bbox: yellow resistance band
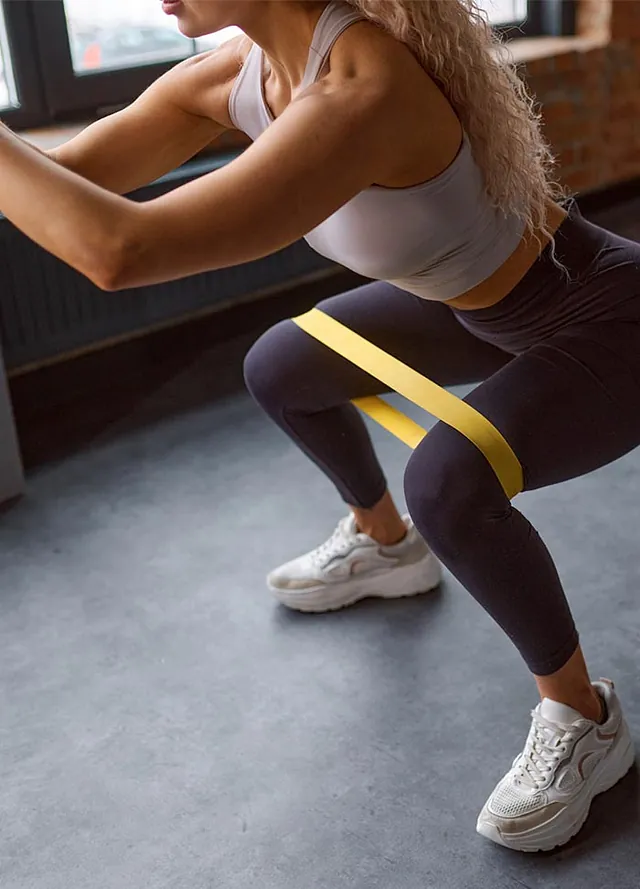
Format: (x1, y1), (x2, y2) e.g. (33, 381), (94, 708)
(293, 308), (523, 500)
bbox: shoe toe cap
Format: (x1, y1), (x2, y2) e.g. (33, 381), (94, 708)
(267, 563), (321, 591)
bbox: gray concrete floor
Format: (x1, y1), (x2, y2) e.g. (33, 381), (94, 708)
(1, 204), (640, 888)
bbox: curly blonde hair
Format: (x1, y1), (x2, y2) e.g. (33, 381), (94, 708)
(345, 0), (567, 238)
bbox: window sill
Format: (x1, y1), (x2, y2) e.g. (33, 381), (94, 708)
(507, 33), (608, 65)
(21, 122), (90, 152)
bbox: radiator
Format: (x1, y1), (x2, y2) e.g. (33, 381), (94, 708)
(0, 155), (334, 373)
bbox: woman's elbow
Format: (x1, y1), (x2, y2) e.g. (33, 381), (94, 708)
(89, 227), (146, 292)
(91, 258), (131, 292)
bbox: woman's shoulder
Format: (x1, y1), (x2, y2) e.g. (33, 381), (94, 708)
(169, 34), (253, 127)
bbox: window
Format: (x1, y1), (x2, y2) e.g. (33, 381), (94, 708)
(3, 0), (573, 130)
(480, 0), (528, 26)
(0, 1), (17, 110)
(485, 0), (577, 38)
(63, 0), (238, 74)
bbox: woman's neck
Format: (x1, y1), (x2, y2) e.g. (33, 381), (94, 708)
(240, 1), (329, 91)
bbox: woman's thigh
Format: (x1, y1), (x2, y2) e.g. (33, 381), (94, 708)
(317, 281), (512, 389)
(457, 320), (640, 491)
(245, 280), (513, 412)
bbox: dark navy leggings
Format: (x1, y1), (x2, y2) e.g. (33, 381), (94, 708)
(244, 213), (640, 675)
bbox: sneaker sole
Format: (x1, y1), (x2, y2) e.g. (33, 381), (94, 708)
(476, 722), (636, 853)
(269, 554), (442, 613)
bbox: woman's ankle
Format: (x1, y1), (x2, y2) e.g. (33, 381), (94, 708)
(566, 687), (605, 723)
(534, 646), (605, 724)
(352, 492), (407, 546)
(360, 523), (407, 546)
(538, 683), (603, 723)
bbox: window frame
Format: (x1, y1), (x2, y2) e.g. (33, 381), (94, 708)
(4, 0), (576, 129)
(1, 0), (47, 128)
(496, 0), (576, 40)
(28, 0), (197, 120)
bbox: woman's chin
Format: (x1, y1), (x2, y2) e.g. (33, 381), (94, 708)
(174, 21), (201, 39)
(176, 20), (213, 40)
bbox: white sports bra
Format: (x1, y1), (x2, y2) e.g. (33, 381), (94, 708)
(228, 1), (525, 301)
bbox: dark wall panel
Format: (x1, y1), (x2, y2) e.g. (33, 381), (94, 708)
(0, 222), (331, 372)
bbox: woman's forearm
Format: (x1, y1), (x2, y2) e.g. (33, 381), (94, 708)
(0, 123), (139, 289)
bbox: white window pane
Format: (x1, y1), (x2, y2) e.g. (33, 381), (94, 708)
(478, 0), (528, 24)
(64, 0), (193, 73)
(64, 0), (240, 74)
(0, 1), (18, 109)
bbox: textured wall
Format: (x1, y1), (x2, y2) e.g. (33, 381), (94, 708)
(521, 0), (640, 193)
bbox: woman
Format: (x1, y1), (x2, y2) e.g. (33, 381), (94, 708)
(1, 0), (637, 853)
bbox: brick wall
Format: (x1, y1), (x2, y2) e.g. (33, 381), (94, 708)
(519, 0), (640, 194)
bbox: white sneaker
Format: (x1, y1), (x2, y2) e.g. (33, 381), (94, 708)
(267, 513), (441, 612)
(477, 679), (636, 852)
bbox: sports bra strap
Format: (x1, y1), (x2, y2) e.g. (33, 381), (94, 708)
(301, 1), (366, 88)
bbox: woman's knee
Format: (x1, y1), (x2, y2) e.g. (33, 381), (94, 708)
(403, 423), (508, 555)
(243, 320), (305, 413)
(244, 317), (348, 418)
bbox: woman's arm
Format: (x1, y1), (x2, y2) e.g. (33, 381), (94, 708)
(48, 40), (244, 193)
(0, 126), (150, 287)
(0, 74), (393, 291)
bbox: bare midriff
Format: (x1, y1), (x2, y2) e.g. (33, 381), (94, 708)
(445, 202), (568, 311)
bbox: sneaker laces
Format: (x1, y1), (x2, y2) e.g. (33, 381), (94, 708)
(309, 516), (360, 568)
(514, 711), (577, 790)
